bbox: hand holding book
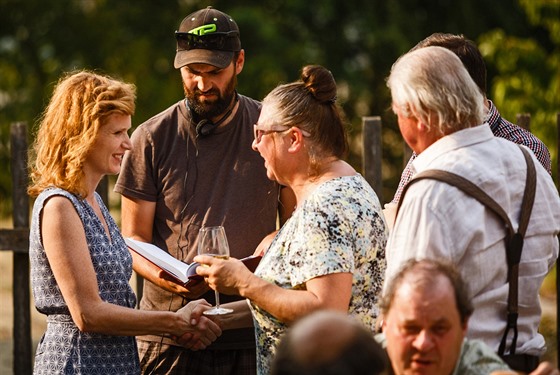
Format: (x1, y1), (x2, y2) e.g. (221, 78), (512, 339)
(157, 268), (209, 298)
(125, 237), (261, 289)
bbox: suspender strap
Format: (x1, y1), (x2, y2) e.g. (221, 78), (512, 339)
(496, 147), (536, 356)
(395, 146), (537, 356)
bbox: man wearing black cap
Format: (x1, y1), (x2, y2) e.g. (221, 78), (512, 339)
(115, 6), (292, 374)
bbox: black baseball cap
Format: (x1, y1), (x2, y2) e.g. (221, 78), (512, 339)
(174, 6), (241, 69)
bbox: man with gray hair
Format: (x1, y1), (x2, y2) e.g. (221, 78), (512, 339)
(387, 33), (551, 208)
(384, 46), (560, 372)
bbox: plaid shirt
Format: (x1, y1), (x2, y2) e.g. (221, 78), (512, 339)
(391, 100), (552, 203)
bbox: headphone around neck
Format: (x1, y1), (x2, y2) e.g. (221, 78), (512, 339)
(195, 118), (219, 138)
(189, 93), (239, 137)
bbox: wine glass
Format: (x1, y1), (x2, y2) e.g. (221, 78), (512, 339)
(197, 226), (234, 315)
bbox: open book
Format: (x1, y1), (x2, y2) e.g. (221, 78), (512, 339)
(125, 237), (261, 288)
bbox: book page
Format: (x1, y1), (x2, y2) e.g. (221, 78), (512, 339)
(125, 238), (191, 283)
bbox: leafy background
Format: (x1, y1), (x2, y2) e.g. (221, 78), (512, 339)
(1, 0), (558, 212)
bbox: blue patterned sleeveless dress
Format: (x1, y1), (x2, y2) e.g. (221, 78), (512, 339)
(30, 188), (140, 374)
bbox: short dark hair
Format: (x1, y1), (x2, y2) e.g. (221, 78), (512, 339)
(411, 33), (487, 95)
(380, 258), (474, 325)
(271, 311), (388, 375)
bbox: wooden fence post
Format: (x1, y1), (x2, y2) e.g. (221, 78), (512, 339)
(11, 122), (32, 375)
(362, 116), (383, 203)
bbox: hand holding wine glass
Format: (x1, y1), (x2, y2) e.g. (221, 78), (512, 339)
(197, 226), (234, 315)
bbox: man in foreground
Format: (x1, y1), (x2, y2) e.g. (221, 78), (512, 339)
(271, 310), (388, 375)
(381, 258), (558, 375)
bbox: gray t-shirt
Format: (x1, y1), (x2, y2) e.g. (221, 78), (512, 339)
(115, 95), (281, 348)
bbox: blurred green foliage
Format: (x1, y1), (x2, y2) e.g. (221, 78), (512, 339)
(0, 0), (558, 216)
(480, 0), (560, 183)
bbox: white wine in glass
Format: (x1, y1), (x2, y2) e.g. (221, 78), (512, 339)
(197, 226), (234, 315)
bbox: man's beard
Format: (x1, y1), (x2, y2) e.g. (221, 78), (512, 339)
(184, 72), (237, 120)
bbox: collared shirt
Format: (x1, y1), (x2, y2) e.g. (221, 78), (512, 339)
(452, 339), (511, 375)
(391, 101), (552, 203)
(386, 124), (560, 356)
(375, 335), (510, 375)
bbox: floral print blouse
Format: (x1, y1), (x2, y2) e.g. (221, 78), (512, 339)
(250, 174), (387, 374)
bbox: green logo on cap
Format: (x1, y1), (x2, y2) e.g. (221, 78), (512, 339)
(188, 24), (217, 35)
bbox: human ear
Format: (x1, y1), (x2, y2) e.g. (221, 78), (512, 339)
(287, 128), (305, 153)
(235, 50), (245, 74)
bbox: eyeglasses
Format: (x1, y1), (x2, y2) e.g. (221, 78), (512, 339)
(253, 124), (311, 143)
(175, 31), (240, 51)
(253, 124), (290, 143)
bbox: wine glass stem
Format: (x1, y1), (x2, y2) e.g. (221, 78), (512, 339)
(215, 291), (221, 309)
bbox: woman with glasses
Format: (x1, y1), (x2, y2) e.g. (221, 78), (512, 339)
(194, 65), (388, 375)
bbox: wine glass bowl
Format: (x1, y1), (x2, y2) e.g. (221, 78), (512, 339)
(197, 226), (233, 315)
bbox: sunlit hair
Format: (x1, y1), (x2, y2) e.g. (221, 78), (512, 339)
(411, 33), (487, 95)
(387, 46), (484, 136)
(262, 65), (348, 177)
(380, 258), (474, 325)
(28, 70), (136, 198)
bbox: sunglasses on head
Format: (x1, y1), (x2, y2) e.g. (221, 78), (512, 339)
(175, 31), (239, 51)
